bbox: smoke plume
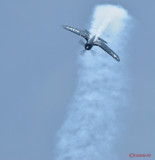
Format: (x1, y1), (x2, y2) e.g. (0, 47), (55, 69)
(55, 4), (132, 160)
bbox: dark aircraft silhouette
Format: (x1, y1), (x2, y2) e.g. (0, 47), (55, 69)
(62, 25), (120, 62)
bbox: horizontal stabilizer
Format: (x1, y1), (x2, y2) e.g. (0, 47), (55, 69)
(97, 37), (107, 44)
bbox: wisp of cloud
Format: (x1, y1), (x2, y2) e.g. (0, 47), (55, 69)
(55, 4), (132, 160)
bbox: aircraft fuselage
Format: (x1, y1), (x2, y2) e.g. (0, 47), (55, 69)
(85, 36), (95, 50)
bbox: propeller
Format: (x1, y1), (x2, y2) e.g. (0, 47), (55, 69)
(78, 39), (86, 55)
(78, 39), (96, 55)
(90, 50), (96, 55)
(80, 49), (86, 55)
(78, 39), (85, 46)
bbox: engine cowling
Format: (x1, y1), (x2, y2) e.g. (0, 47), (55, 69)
(85, 43), (93, 50)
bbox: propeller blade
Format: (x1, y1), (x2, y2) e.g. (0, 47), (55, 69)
(80, 49), (86, 55)
(90, 50), (96, 55)
(79, 39), (85, 46)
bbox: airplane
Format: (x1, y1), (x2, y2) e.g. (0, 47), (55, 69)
(62, 25), (120, 62)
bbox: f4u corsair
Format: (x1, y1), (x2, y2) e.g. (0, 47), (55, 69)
(63, 25), (120, 62)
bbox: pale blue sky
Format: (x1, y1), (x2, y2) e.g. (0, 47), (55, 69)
(0, 0), (155, 160)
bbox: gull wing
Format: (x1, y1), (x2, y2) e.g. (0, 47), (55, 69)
(94, 40), (120, 62)
(62, 25), (90, 41)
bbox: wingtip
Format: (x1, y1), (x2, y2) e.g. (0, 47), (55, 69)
(114, 55), (120, 62)
(117, 57), (120, 62)
(62, 25), (66, 29)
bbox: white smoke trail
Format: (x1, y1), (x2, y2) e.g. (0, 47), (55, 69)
(90, 5), (129, 40)
(55, 5), (132, 160)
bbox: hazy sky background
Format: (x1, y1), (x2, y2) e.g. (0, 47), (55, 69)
(0, 0), (155, 160)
